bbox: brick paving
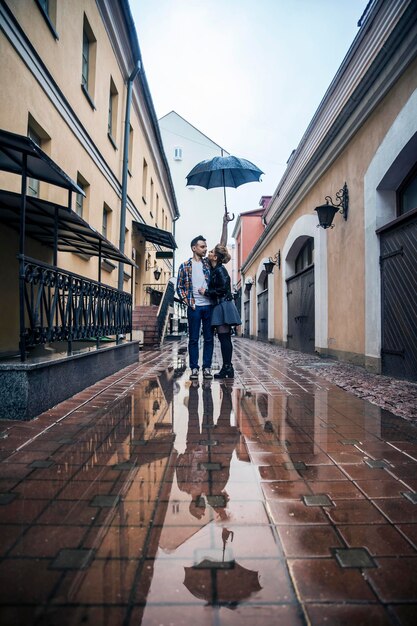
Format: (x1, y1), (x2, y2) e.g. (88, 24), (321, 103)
(0, 337), (416, 625)
(250, 342), (417, 421)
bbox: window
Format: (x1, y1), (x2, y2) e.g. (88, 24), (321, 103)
(35, 0), (58, 38)
(174, 146), (183, 160)
(82, 30), (89, 89)
(150, 179), (154, 216)
(81, 15), (96, 106)
(75, 173), (89, 218)
(102, 203), (112, 239)
(142, 159), (148, 202)
(155, 193), (159, 225)
(27, 126), (41, 197)
(107, 77), (118, 145)
(398, 165), (417, 216)
(75, 185), (84, 216)
(295, 238), (314, 274)
(27, 116), (51, 197)
(128, 124), (133, 174)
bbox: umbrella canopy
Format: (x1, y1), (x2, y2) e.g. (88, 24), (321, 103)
(183, 559), (262, 608)
(186, 155), (264, 216)
(186, 156), (263, 190)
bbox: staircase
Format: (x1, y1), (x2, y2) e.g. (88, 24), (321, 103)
(132, 305), (159, 347)
(133, 280), (176, 348)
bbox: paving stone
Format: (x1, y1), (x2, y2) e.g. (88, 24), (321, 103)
(340, 439), (359, 445)
(284, 461), (307, 470)
(90, 495), (120, 508)
(334, 548), (376, 568)
(0, 493), (18, 505)
(50, 548), (94, 570)
(364, 459), (390, 469)
(29, 460), (55, 468)
(303, 494), (333, 507)
(199, 462), (221, 471)
(402, 491), (417, 504)
(198, 440), (218, 446)
(112, 461), (137, 470)
(193, 548), (234, 568)
(206, 494), (227, 508)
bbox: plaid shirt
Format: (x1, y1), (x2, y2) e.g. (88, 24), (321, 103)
(176, 257), (211, 308)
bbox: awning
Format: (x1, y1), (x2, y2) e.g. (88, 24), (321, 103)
(0, 129), (84, 195)
(0, 190), (134, 265)
(133, 221), (177, 249)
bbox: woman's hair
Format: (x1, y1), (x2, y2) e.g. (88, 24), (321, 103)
(214, 244), (231, 264)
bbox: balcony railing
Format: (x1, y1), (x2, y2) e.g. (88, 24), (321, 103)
(19, 256), (132, 356)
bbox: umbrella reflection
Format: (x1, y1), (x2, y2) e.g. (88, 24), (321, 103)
(183, 558), (261, 608)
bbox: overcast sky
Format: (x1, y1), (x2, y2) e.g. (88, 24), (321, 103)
(132, 0), (368, 221)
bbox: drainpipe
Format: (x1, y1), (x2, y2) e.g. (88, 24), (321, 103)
(172, 215), (179, 276)
(118, 61), (141, 292)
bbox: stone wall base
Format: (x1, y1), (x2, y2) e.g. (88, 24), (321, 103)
(0, 341), (140, 421)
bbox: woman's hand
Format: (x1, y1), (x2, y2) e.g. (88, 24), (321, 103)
(198, 287), (206, 295)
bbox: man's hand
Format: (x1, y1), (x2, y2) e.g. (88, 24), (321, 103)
(223, 211), (234, 223)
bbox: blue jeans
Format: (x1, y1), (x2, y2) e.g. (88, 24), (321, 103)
(187, 305), (213, 370)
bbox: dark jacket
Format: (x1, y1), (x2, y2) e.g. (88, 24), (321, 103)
(206, 264), (232, 305)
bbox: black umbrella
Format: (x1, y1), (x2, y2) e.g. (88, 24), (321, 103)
(183, 559), (262, 608)
(186, 155), (264, 217)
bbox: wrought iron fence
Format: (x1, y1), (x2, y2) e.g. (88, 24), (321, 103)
(20, 256), (132, 352)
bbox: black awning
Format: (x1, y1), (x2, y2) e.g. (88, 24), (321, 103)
(0, 190), (134, 265)
(0, 129), (84, 195)
(133, 221), (177, 249)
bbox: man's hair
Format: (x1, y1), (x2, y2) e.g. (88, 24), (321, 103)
(190, 235), (206, 248)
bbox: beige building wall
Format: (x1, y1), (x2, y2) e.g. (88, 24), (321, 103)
(0, 0), (178, 353)
(243, 50), (417, 367)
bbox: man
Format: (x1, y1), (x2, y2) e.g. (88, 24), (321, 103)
(176, 213), (231, 380)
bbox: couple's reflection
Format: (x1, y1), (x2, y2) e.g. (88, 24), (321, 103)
(176, 382), (239, 520)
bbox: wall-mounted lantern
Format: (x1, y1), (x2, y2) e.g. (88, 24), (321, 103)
(153, 267), (161, 281)
(263, 251), (281, 274)
(244, 277), (253, 292)
(314, 182), (349, 229)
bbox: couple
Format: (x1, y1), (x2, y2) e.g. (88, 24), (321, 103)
(176, 213), (241, 380)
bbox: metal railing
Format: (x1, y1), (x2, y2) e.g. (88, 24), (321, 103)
(156, 279), (175, 341)
(19, 256), (132, 357)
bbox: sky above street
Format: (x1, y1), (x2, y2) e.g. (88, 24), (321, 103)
(132, 0), (368, 221)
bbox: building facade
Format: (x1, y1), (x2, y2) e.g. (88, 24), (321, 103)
(241, 0), (417, 380)
(158, 111), (229, 271)
(0, 0), (179, 417)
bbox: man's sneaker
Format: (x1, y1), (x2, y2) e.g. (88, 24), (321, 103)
(189, 368), (199, 380)
(203, 368), (213, 379)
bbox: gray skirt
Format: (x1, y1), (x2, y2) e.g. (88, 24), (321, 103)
(211, 299), (242, 327)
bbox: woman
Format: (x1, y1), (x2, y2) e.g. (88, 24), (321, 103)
(199, 244), (241, 379)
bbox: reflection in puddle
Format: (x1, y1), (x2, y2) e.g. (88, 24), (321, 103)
(1, 343), (417, 624)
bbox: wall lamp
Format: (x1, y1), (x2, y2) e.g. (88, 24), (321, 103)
(264, 251), (281, 274)
(153, 267), (161, 281)
(315, 182), (349, 229)
(244, 277), (253, 292)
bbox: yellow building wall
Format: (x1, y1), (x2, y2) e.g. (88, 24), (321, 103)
(245, 56), (417, 363)
(0, 0), (176, 354)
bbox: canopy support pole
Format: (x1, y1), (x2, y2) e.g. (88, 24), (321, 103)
(19, 153), (28, 362)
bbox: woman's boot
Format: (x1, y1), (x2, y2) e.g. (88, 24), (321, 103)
(214, 364), (234, 379)
(214, 366), (228, 379)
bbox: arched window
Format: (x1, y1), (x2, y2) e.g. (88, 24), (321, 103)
(295, 238), (314, 274)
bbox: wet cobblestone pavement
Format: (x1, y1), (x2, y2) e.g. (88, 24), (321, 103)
(0, 338), (416, 625)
